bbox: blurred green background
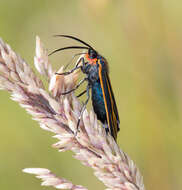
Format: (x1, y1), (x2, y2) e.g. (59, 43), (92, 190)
(0, 0), (182, 190)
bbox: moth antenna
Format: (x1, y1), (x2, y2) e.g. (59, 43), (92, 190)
(53, 35), (95, 50)
(48, 46), (89, 56)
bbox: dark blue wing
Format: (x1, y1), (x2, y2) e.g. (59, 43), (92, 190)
(98, 61), (120, 140)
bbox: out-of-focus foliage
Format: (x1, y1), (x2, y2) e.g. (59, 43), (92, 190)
(0, 0), (182, 190)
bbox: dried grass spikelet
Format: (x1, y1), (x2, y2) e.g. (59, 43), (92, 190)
(0, 36), (145, 190)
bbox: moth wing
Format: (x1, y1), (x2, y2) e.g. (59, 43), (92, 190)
(99, 66), (120, 140)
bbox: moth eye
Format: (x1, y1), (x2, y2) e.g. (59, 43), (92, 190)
(91, 51), (97, 58)
(88, 49), (97, 59)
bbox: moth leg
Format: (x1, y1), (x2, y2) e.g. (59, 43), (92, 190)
(76, 89), (87, 98)
(55, 65), (82, 76)
(75, 56), (85, 68)
(103, 123), (109, 133)
(61, 78), (87, 95)
(75, 85), (90, 135)
(55, 57), (85, 75)
(65, 53), (86, 70)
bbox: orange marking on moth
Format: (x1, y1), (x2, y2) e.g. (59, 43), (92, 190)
(85, 53), (97, 65)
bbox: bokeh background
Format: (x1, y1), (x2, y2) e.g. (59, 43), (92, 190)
(0, 0), (182, 190)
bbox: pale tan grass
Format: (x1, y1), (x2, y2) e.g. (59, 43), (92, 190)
(0, 36), (145, 190)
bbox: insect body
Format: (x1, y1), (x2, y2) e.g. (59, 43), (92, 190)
(50, 35), (120, 140)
